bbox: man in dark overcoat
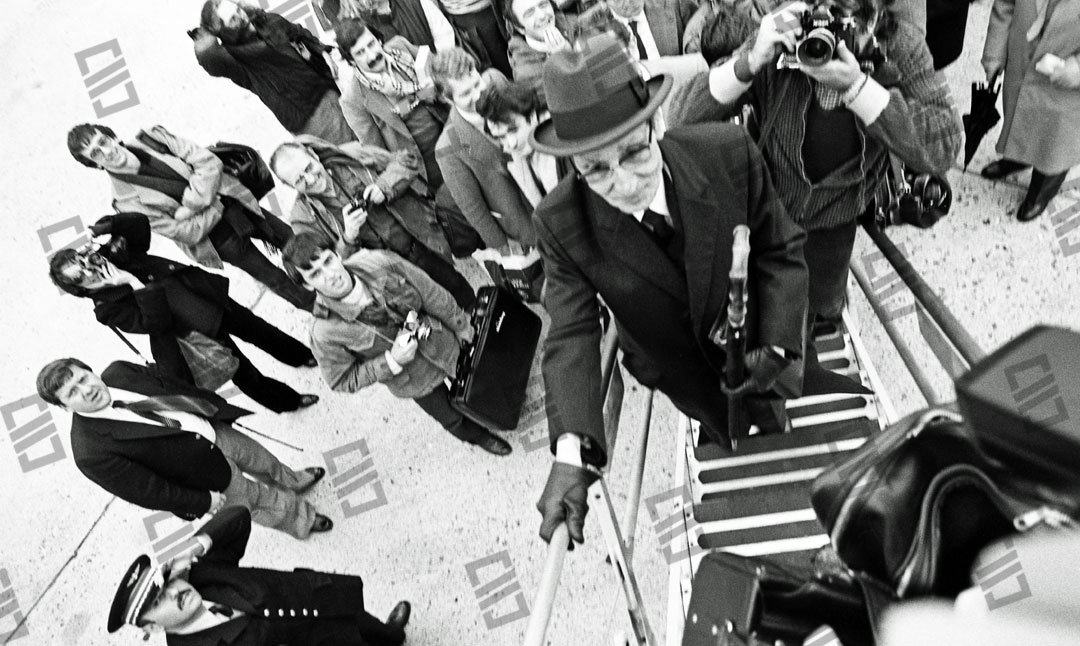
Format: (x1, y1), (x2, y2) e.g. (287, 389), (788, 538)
(106, 506), (410, 644)
(530, 33), (809, 546)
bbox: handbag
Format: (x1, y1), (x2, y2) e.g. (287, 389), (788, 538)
(207, 142), (276, 200)
(176, 331), (240, 391)
(811, 407), (1079, 599)
(681, 551), (896, 646)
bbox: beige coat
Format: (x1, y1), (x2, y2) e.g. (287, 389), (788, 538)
(109, 125), (264, 269)
(982, 0), (1080, 172)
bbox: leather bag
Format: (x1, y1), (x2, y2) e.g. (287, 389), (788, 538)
(811, 407), (1079, 599)
(207, 142), (276, 200)
(176, 331), (240, 391)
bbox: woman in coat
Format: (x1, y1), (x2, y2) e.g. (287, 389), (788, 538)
(980, 0), (1080, 221)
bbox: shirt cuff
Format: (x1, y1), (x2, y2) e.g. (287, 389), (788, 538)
(384, 351), (404, 375)
(846, 76), (890, 125)
(415, 46), (433, 87)
(193, 533), (213, 556)
(555, 433), (583, 467)
(709, 61), (752, 105)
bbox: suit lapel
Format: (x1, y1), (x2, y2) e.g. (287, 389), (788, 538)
(366, 87), (414, 141)
(587, 186), (686, 299)
(644, 0), (677, 56)
(73, 414), (189, 441)
(450, 110), (512, 180)
(660, 138), (735, 339)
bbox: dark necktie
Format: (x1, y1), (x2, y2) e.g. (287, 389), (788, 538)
(527, 156), (548, 198)
(209, 603), (234, 618)
(641, 210), (674, 246)
(628, 20), (649, 60)
(112, 395), (218, 428)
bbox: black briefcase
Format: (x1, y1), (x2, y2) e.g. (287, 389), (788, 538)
(450, 286), (543, 430)
(955, 325), (1080, 486)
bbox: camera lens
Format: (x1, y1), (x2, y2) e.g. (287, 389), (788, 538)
(797, 28), (835, 67)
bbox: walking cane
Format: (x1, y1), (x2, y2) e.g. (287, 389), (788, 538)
(722, 225), (751, 451)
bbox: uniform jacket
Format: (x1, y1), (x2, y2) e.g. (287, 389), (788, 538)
(90, 213), (232, 383)
(70, 362), (251, 520)
(290, 137), (454, 262)
(435, 72), (537, 250)
(535, 124), (807, 465)
(310, 249), (471, 399)
(166, 507), (373, 646)
(982, 0), (1080, 172)
(109, 125), (265, 269)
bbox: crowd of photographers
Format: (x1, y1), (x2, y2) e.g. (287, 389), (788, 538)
(27, 0), (1080, 642)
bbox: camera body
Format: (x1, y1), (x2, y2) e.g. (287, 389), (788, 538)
(778, 2), (858, 69)
(875, 167), (953, 229)
(350, 195), (370, 213)
(403, 311), (432, 342)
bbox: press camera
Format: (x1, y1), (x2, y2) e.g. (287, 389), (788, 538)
(778, 2), (858, 69)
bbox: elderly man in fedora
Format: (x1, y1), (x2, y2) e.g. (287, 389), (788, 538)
(531, 32), (809, 547)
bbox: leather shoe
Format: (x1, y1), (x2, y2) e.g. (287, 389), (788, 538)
(980, 158), (1030, 180)
(1017, 170), (1067, 222)
(296, 394), (320, 409)
(386, 601), (411, 631)
(475, 432), (512, 456)
(296, 467), (326, 493)
(310, 513), (334, 533)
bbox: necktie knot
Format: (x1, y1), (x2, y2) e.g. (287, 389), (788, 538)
(641, 210), (674, 246)
(209, 603), (234, 618)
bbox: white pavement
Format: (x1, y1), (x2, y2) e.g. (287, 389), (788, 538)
(0, 1), (1077, 645)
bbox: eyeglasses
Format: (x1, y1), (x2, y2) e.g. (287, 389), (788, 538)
(82, 133), (120, 163)
(573, 125), (655, 185)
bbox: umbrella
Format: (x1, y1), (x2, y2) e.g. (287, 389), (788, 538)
(962, 79), (1001, 170)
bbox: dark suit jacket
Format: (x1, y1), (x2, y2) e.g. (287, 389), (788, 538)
(92, 213), (233, 383)
(70, 362), (251, 520)
(167, 507), (371, 646)
(534, 124), (807, 465)
(435, 77), (538, 250)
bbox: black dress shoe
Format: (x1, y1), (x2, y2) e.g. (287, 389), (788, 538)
(474, 432), (512, 456)
(296, 467), (326, 493)
(310, 513), (334, 533)
(1017, 169), (1067, 222)
(386, 600), (411, 630)
(981, 158), (1030, 180)
(296, 394), (320, 409)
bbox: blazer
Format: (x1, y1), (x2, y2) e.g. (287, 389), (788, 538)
(535, 124), (807, 465)
(109, 126), (265, 269)
(644, 0), (700, 57)
(435, 82), (537, 250)
(70, 362), (252, 520)
(166, 507), (372, 646)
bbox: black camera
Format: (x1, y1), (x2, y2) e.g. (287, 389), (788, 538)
(349, 195), (370, 212)
(403, 311), (432, 342)
(875, 167), (953, 229)
(778, 2), (858, 69)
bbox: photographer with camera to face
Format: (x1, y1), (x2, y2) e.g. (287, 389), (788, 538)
(706, 0), (961, 370)
(281, 232), (513, 456)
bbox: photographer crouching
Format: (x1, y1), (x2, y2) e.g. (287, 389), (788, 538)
(706, 0), (961, 381)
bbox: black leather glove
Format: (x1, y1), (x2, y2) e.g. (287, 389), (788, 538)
(89, 215), (114, 237)
(537, 461), (600, 549)
(721, 346), (791, 396)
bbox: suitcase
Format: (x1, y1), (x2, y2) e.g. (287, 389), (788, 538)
(954, 325), (1080, 486)
(450, 286), (543, 429)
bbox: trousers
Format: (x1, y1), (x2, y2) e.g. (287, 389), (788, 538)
(215, 425), (319, 539)
(413, 384), (489, 443)
(210, 218), (316, 311)
(218, 301), (314, 412)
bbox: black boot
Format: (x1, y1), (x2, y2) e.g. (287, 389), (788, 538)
(1017, 169), (1067, 222)
(981, 158), (1030, 180)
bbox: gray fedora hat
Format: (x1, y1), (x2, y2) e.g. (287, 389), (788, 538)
(530, 31), (672, 156)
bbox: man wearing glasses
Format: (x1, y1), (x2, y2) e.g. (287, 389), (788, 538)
(530, 33), (808, 547)
(107, 506), (411, 644)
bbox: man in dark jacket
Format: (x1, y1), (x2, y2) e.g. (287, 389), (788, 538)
(529, 33), (808, 547)
(48, 213), (319, 414)
(193, 0), (357, 145)
(270, 136), (479, 309)
(35, 360), (333, 537)
(106, 506), (410, 644)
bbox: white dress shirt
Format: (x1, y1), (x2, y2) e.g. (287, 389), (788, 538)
(613, 11), (661, 61)
(418, 0), (457, 51)
(83, 388), (217, 443)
